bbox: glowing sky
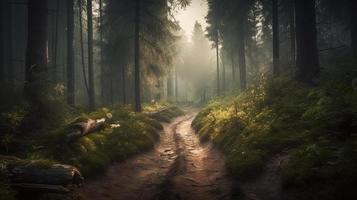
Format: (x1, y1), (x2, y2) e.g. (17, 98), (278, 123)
(174, 0), (208, 41)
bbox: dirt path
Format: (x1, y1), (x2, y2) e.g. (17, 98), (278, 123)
(77, 108), (235, 200)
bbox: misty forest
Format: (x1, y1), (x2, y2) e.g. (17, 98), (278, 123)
(0, 0), (357, 199)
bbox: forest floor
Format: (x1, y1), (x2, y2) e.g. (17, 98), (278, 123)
(76, 108), (240, 200)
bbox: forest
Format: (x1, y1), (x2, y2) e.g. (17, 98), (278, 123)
(0, 0), (357, 199)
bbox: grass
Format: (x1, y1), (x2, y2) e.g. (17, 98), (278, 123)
(39, 104), (183, 177)
(0, 99), (183, 197)
(192, 69), (357, 199)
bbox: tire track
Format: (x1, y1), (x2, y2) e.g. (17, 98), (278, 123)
(78, 108), (235, 200)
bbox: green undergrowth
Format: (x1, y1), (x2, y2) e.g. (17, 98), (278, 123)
(144, 102), (184, 122)
(0, 99), (183, 196)
(39, 104), (183, 177)
(192, 69), (357, 199)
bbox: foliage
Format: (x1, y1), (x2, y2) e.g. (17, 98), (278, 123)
(193, 69), (357, 198)
(0, 178), (16, 200)
(35, 104), (182, 176)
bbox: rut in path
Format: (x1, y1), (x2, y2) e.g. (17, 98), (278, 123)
(77, 109), (236, 200)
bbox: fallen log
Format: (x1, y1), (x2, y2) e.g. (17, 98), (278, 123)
(1, 156), (83, 194)
(66, 113), (118, 143)
(8, 163), (83, 186)
(12, 183), (70, 194)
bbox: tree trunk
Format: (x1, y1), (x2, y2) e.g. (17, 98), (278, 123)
(272, 0), (280, 76)
(231, 51), (236, 83)
(237, 4), (247, 91)
(216, 29), (220, 95)
(87, 0), (95, 109)
(289, 0), (296, 66)
(175, 66), (178, 102)
(66, 117), (109, 142)
(99, 0), (104, 103)
(237, 38), (246, 91)
(66, 0), (75, 106)
(167, 69), (173, 100)
(0, 1), (4, 83)
(222, 55), (226, 92)
(237, 22), (247, 91)
(121, 64), (126, 104)
(1, 156), (83, 188)
(52, 0), (60, 83)
(294, 0), (319, 84)
(7, 1), (13, 88)
(78, 0), (90, 99)
(25, 0), (48, 99)
(134, 0), (141, 112)
(350, 0), (357, 61)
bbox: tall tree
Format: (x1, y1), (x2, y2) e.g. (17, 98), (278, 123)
(134, 0), (141, 112)
(121, 63), (126, 104)
(67, 0), (75, 105)
(272, 0), (280, 76)
(167, 69), (173, 100)
(215, 29), (220, 95)
(0, 1), (4, 83)
(99, 0), (104, 102)
(87, 0), (95, 109)
(175, 66), (178, 102)
(237, 2), (248, 91)
(52, 0), (60, 83)
(295, 0), (319, 84)
(7, 1), (13, 88)
(78, 0), (89, 97)
(222, 53), (226, 91)
(231, 51), (236, 83)
(25, 0), (48, 99)
(350, 0), (357, 61)
(289, 0), (296, 65)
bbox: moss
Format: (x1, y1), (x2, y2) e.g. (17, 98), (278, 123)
(226, 148), (267, 180)
(0, 178), (16, 200)
(193, 71), (357, 199)
(31, 104), (176, 177)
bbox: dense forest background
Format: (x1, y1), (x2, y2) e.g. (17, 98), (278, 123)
(0, 0), (357, 199)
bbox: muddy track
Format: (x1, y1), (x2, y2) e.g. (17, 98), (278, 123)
(77, 108), (236, 200)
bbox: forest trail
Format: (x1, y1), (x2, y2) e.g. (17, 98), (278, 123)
(77, 108), (235, 200)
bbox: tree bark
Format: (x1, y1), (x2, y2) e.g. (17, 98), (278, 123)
(231, 51), (236, 83)
(66, 0), (75, 105)
(67, 117), (108, 142)
(237, 37), (246, 91)
(7, 1), (13, 88)
(350, 0), (357, 61)
(272, 0), (280, 76)
(237, 3), (247, 91)
(222, 55), (226, 92)
(289, 0), (296, 66)
(0, 1), (4, 83)
(175, 66), (178, 102)
(216, 29), (220, 95)
(78, 0), (90, 98)
(1, 156), (83, 187)
(294, 0), (319, 84)
(87, 0), (95, 109)
(25, 0), (48, 99)
(99, 0), (104, 103)
(121, 64), (126, 104)
(134, 0), (142, 112)
(52, 0), (60, 83)
(167, 69), (173, 100)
